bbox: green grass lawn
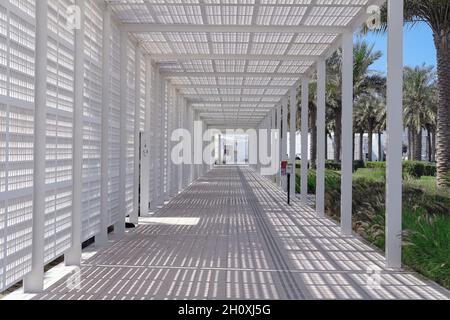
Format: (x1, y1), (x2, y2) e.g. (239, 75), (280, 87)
(408, 176), (438, 192)
(353, 168), (385, 182)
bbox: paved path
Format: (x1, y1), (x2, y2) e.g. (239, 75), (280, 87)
(32, 167), (449, 300)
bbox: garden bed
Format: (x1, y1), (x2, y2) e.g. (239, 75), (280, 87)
(295, 167), (450, 289)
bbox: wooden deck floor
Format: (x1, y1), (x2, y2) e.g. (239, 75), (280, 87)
(29, 167), (450, 300)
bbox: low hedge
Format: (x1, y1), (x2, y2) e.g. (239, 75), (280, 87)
(324, 160), (367, 171)
(365, 161), (436, 178)
(297, 169), (449, 217)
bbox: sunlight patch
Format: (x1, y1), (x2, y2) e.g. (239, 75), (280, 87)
(139, 217), (201, 226)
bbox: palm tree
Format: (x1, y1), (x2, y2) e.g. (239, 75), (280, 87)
(423, 88), (438, 161)
(376, 0), (450, 186)
(376, 101), (387, 161)
(323, 41), (383, 162)
(308, 81), (317, 168)
(354, 92), (385, 161)
(403, 65), (437, 161)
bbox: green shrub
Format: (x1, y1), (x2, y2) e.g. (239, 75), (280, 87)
(353, 168), (386, 182)
(320, 160), (366, 171)
(366, 161), (436, 178)
(296, 166), (450, 289)
(403, 208), (450, 289)
(353, 160), (366, 171)
(366, 162), (386, 169)
(325, 161), (341, 171)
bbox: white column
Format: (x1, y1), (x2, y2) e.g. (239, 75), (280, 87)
(24, 0), (47, 293)
(282, 98), (288, 191)
(316, 59), (326, 217)
(131, 46), (141, 224)
(189, 107), (195, 182)
(277, 104), (282, 185)
(65, 0), (84, 266)
(282, 98), (288, 163)
(386, 0), (404, 269)
(271, 108), (277, 182)
(97, 4), (111, 246)
(193, 111), (201, 180)
(165, 83), (172, 200)
(171, 89), (179, 196)
(341, 31), (354, 236)
(150, 64), (161, 209)
(177, 94), (184, 192)
(289, 85), (297, 199)
(141, 56), (152, 216)
(159, 79), (166, 203)
(116, 30), (127, 236)
(182, 99), (190, 187)
(300, 76), (309, 205)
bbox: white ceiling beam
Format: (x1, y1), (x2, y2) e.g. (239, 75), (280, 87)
(176, 84), (292, 90)
(162, 72), (303, 78)
(190, 101), (277, 106)
(122, 24), (348, 34)
(183, 94), (284, 98)
(150, 53), (319, 62)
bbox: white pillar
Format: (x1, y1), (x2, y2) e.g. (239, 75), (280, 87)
(116, 30), (128, 236)
(182, 99), (190, 187)
(282, 98), (288, 191)
(97, 4), (111, 246)
(131, 46), (141, 224)
(165, 83), (172, 200)
(65, 0), (85, 266)
(289, 85), (297, 199)
(341, 31), (354, 236)
(24, 0), (47, 293)
(193, 111), (201, 180)
(177, 94), (184, 192)
(386, 0), (404, 269)
(190, 105), (194, 183)
(150, 64), (161, 209)
(277, 104), (282, 185)
(282, 98), (288, 163)
(300, 76), (309, 205)
(316, 59), (326, 217)
(141, 56), (152, 216)
(271, 108), (277, 182)
(159, 79), (166, 203)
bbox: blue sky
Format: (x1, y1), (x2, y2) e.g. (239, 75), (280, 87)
(357, 22), (437, 73)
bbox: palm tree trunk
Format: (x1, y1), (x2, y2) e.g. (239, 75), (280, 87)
(413, 129), (422, 161)
(359, 131), (364, 161)
(434, 33), (450, 187)
(427, 126), (432, 162)
(368, 125), (373, 162)
(408, 128), (413, 160)
(432, 129), (436, 162)
(378, 132), (382, 162)
(352, 132), (356, 164)
(310, 107), (317, 169)
(334, 111), (342, 162)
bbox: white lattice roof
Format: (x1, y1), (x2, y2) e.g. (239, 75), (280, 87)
(109, 0), (379, 127)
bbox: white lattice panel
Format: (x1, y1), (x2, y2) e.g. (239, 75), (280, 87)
(81, 0), (102, 241)
(108, 21), (121, 226)
(0, 0), (35, 291)
(125, 39), (135, 217)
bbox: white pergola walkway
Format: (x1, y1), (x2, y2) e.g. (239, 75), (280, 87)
(17, 167), (448, 300)
(0, 0), (411, 296)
